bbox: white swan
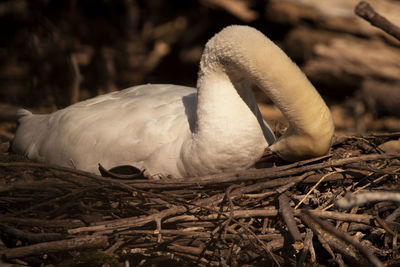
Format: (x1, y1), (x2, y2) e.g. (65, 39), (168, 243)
(12, 25), (334, 178)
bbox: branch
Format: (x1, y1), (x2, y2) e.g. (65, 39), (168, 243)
(303, 211), (383, 267)
(0, 235), (108, 259)
(0, 223), (64, 243)
(279, 194), (302, 242)
(337, 191), (400, 209)
(355, 1), (400, 41)
(201, 0), (258, 22)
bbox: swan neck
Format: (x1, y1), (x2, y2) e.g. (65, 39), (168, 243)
(197, 25), (334, 161)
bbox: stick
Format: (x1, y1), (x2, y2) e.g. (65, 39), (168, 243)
(301, 213), (361, 265)
(337, 191), (400, 209)
(278, 194), (302, 242)
(304, 211), (383, 267)
(68, 205), (187, 234)
(295, 171), (337, 209)
(0, 235), (108, 259)
(201, 0), (258, 22)
(0, 216), (84, 228)
(297, 228), (315, 266)
(355, 1), (400, 41)
(0, 224), (64, 243)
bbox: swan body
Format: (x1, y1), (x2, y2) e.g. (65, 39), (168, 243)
(12, 25), (334, 178)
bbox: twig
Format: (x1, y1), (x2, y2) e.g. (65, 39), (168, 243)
(375, 216), (400, 239)
(68, 205), (187, 234)
(297, 228), (315, 266)
(337, 191), (400, 209)
(345, 163), (400, 175)
(188, 200), (282, 266)
(200, 0), (258, 22)
(278, 194), (302, 242)
(301, 212), (359, 262)
(0, 216), (84, 228)
(104, 240), (124, 255)
(341, 207), (358, 232)
(355, 1), (400, 41)
(167, 244), (206, 256)
(335, 253), (345, 267)
(386, 206), (400, 222)
(323, 167), (399, 211)
(119, 229), (283, 242)
(303, 211), (383, 267)
(72, 208), (375, 231)
(295, 171), (337, 209)
(222, 184), (241, 240)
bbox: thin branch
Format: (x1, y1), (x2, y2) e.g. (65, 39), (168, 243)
(200, 0), (258, 22)
(337, 191), (400, 209)
(278, 194), (302, 242)
(355, 1), (400, 41)
(303, 211), (383, 267)
(295, 171), (337, 209)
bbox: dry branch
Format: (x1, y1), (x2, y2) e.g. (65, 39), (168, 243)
(301, 212), (361, 264)
(0, 216), (84, 228)
(355, 1), (400, 41)
(278, 194), (302, 242)
(337, 191), (400, 209)
(201, 0), (258, 22)
(0, 224), (63, 243)
(0, 235), (108, 259)
(303, 211), (384, 267)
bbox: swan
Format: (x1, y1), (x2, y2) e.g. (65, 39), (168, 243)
(12, 25), (334, 178)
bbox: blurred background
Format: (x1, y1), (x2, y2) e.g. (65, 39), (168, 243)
(0, 0), (399, 135)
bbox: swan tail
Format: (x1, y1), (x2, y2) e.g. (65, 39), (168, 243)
(16, 108), (33, 120)
(12, 109), (42, 159)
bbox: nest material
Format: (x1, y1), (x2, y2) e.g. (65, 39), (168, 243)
(0, 133), (400, 266)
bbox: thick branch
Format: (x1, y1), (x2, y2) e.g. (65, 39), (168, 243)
(0, 235), (108, 259)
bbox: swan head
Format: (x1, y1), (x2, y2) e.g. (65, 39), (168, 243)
(269, 124), (334, 162)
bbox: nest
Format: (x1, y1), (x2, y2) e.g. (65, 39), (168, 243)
(1, 133), (400, 266)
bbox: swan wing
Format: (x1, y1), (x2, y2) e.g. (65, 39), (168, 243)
(13, 84), (196, 175)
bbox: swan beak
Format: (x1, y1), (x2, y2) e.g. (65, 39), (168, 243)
(257, 147), (289, 166)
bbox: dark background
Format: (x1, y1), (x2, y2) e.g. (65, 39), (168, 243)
(0, 0), (272, 107)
